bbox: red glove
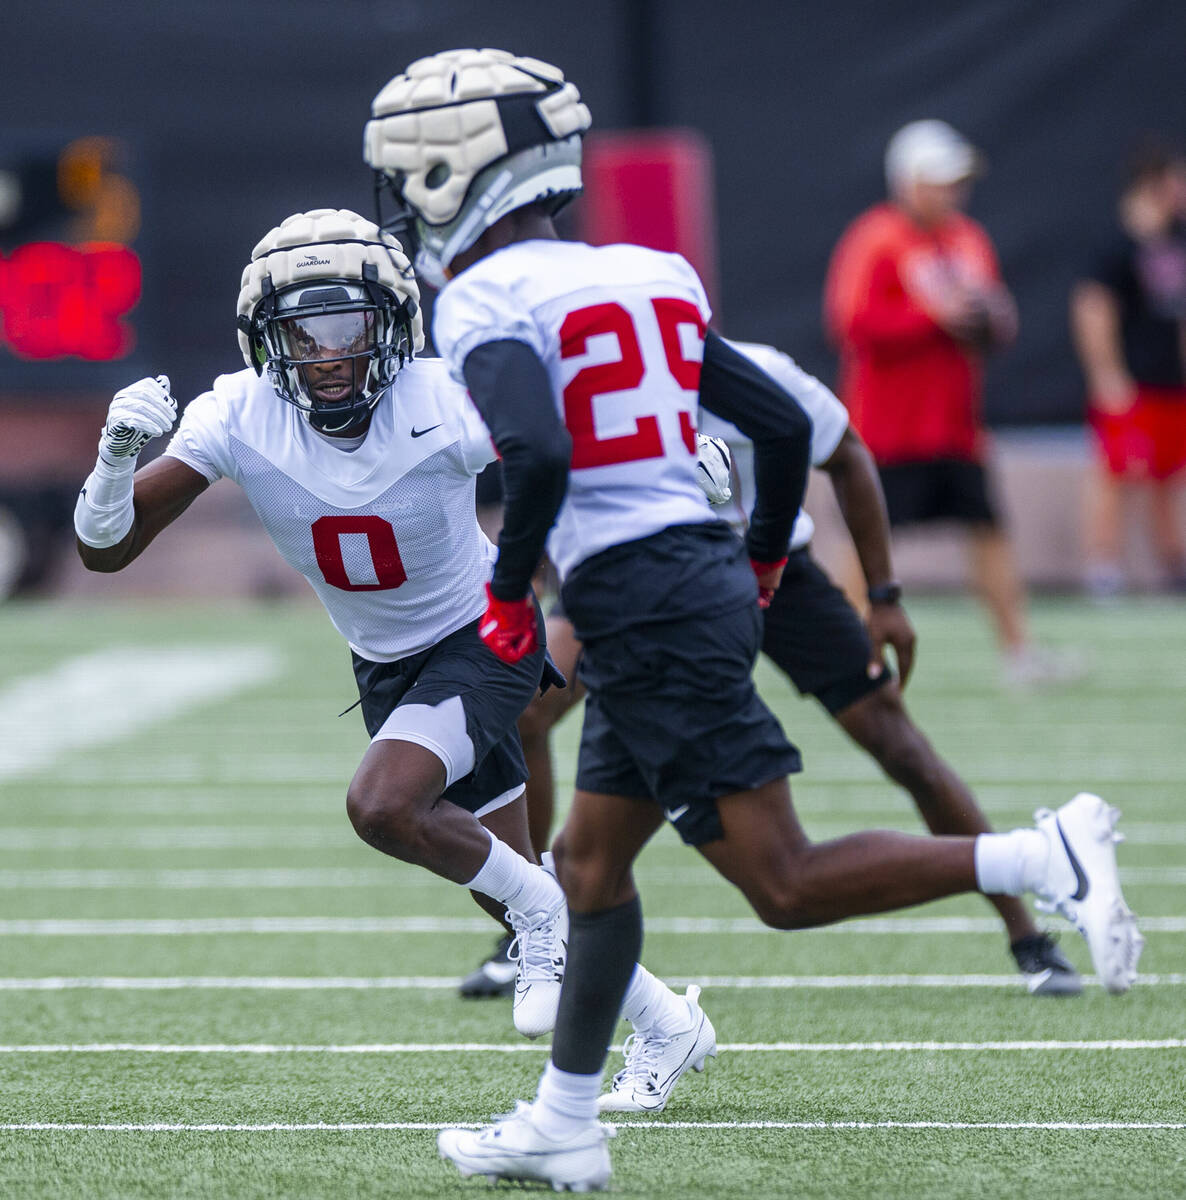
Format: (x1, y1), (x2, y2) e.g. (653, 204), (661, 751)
(478, 583), (539, 663)
(750, 556), (788, 610)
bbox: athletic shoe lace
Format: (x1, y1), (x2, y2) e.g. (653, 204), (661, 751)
(506, 906), (564, 982)
(610, 1032), (667, 1095)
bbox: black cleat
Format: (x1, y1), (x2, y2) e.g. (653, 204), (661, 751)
(458, 933), (516, 998)
(1011, 932), (1083, 996)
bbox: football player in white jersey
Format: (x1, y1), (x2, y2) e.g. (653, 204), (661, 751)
(72, 207), (687, 1048)
(364, 50), (1142, 1192)
(516, 341), (1083, 1026)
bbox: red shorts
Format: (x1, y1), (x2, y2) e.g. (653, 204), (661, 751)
(1090, 386), (1186, 481)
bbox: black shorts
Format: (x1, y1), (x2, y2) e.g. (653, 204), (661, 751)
(762, 549), (891, 715)
(878, 459), (999, 528)
(350, 614), (544, 816)
(562, 523), (801, 847)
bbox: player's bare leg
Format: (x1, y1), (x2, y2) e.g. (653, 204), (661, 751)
(698, 777), (976, 926)
(347, 738), (521, 883)
(518, 614), (585, 856)
(835, 680), (1037, 939)
(691, 778), (1139, 993)
(551, 790), (665, 913)
(831, 679), (1081, 991)
(347, 738), (568, 1035)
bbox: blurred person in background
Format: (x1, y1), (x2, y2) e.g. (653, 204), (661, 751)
(1071, 140), (1186, 598)
(826, 120), (1078, 689)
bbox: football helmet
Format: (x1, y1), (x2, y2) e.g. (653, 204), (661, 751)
(363, 48), (592, 286)
(236, 208), (424, 434)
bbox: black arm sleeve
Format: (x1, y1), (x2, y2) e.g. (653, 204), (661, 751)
(698, 330), (813, 562)
(462, 339), (572, 601)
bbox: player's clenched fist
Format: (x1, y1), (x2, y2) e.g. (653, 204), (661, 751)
(99, 375), (178, 463)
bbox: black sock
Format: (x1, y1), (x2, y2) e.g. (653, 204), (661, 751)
(550, 895), (643, 1075)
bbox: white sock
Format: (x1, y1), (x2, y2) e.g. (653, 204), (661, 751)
(464, 831), (562, 915)
(974, 829), (1050, 896)
(533, 1060), (600, 1139)
(620, 965), (690, 1036)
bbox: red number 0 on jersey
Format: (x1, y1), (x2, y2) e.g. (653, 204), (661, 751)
(311, 515), (408, 591)
(559, 298), (705, 469)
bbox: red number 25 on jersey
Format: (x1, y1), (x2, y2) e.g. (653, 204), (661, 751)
(560, 297), (704, 469)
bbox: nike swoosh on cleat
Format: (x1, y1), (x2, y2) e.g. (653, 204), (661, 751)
(410, 424), (442, 438)
(1055, 819), (1090, 902)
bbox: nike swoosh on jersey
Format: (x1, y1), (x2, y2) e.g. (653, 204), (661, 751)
(1055, 819), (1090, 902)
(410, 424), (443, 438)
(664, 803), (690, 822)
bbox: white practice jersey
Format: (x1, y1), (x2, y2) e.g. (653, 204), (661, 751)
(433, 240), (717, 579)
(699, 341), (849, 552)
(165, 361), (497, 662)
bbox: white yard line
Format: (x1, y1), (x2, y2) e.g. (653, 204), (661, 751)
(0, 865), (1181, 889)
(1, 1120), (1182, 1132)
(0, 915), (1182, 935)
(4, 822), (1185, 851)
(0, 972), (1182, 991)
(0, 829), (341, 850)
(0, 868), (391, 888)
(0, 647), (281, 780)
(0, 1039), (1181, 1054)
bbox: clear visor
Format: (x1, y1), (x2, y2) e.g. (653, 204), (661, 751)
(277, 310), (376, 362)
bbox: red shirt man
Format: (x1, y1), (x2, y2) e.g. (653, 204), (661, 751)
(823, 121), (1082, 690)
(826, 198), (1008, 465)
(824, 120), (1017, 524)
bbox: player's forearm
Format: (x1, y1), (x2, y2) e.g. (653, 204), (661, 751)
(75, 455), (139, 571)
(824, 430), (895, 592)
(75, 454), (208, 572)
(462, 340), (572, 600)
(699, 331), (811, 562)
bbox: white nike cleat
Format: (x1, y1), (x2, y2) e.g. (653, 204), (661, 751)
(597, 984), (717, 1113)
(438, 1101), (614, 1191)
(507, 899), (568, 1038)
(1033, 792), (1144, 995)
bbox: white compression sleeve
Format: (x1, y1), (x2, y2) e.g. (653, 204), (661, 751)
(74, 455), (137, 548)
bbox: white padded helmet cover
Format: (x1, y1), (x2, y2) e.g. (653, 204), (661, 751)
(237, 208), (424, 367)
(363, 48), (592, 228)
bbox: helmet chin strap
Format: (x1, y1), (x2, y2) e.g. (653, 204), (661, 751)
(307, 406), (373, 437)
(306, 377), (391, 437)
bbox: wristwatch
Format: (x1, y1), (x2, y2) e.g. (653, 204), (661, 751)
(867, 582), (903, 606)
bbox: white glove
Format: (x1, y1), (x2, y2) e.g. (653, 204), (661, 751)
(99, 375), (177, 463)
(695, 433), (733, 505)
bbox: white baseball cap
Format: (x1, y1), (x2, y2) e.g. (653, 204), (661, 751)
(885, 120), (982, 189)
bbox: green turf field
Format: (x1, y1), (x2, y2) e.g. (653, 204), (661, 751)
(0, 596), (1183, 1198)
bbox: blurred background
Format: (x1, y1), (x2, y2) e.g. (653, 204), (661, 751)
(2, 0), (1185, 599)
